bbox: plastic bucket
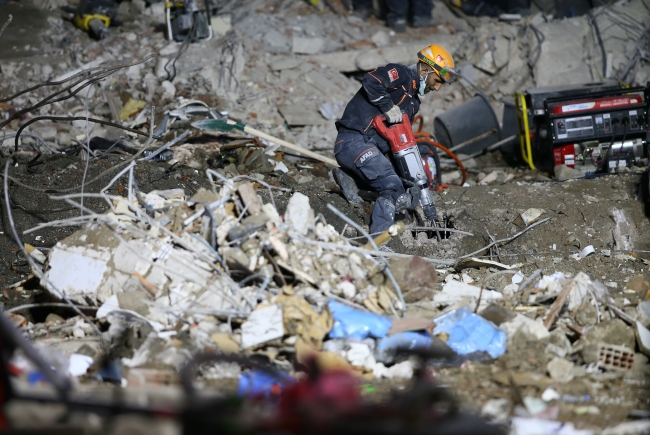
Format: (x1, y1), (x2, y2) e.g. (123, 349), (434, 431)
(433, 93), (502, 155)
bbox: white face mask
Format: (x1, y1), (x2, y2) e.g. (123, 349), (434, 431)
(418, 71), (432, 97)
(418, 77), (427, 96)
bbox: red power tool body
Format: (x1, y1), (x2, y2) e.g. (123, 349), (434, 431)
(372, 114), (437, 221)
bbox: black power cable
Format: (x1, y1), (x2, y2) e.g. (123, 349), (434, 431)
(592, 132), (617, 172)
(164, 13), (198, 82)
(588, 11), (608, 79)
(528, 23), (546, 67)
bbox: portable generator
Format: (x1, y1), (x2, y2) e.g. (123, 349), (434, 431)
(515, 81), (650, 174)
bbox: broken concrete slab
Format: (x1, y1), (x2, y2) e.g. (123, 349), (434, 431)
(555, 164), (584, 180)
(546, 356), (574, 383)
(267, 56), (303, 71)
(387, 256), (438, 303)
(501, 314), (550, 341)
(636, 321), (650, 357)
(530, 17), (593, 87)
(433, 280), (504, 308)
(284, 192), (315, 236)
(292, 36), (326, 55)
(277, 104), (326, 126)
(241, 304), (284, 349)
(307, 36), (464, 73)
(371, 30), (390, 48)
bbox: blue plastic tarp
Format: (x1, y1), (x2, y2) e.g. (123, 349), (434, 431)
(237, 370), (294, 398)
(433, 308), (506, 358)
(328, 300), (393, 340)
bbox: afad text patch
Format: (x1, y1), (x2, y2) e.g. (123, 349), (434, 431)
(355, 147), (378, 165)
(387, 68), (399, 82)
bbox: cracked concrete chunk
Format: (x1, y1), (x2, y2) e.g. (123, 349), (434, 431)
(284, 192), (314, 235)
(292, 36), (325, 55)
(46, 247), (109, 305)
(531, 17), (593, 87)
(241, 305), (284, 349)
(371, 30), (390, 48)
(547, 356), (575, 383)
(277, 104), (325, 126)
(555, 164), (583, 180)
(388, 256), (438, 303)
(501, 314), (550, 341)
(611, 208), (635, 251)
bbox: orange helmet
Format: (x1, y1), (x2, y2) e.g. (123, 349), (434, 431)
(417, 44), (458, 84)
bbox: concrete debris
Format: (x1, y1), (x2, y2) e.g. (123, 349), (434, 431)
(434, 280), (503, 312)
(292, 36), (325, 55)
(637, 300), (650, 328)
(546, 356), (575, 384)
(501, 314), (550, 341)
(241, 305), (284, 349)
(635, 321), (650, 357)
(520, 208), (545, 226)
(555, 165), (585, 181)
(601, 421), (650, 435)
(284, 192), (315, 235)
(481, 398), (510, 424)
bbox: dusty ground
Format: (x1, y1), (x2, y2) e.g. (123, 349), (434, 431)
(1, 142), (649, 430)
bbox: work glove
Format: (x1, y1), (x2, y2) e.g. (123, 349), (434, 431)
(384, 105), (402, 124)
(394, 190), (418, 212)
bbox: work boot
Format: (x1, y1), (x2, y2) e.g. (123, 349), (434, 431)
(352, 7), (373, 19)
(412, 16), (440, 28)
(333, 168), (363, 203)
(387, 17), (407, 33)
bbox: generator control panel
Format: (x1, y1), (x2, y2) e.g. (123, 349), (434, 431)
(549, 94), (646, 144)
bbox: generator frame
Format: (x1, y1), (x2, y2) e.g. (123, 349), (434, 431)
(515, 82), (650, 172)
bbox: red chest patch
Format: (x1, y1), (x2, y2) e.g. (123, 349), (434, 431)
(412, 80), (417, 89)
(387, 68), (399, 82)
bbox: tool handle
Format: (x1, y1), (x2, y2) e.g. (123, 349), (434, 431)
(372, 114), (390, 137)
(372, 113), (410, 133)
(372, 113), (411, 141)
(242, 125), (340, 167)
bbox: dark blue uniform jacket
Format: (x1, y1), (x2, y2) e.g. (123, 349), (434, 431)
(335, 63), (421, 152)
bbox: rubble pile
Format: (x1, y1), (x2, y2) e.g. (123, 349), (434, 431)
(2, 0), (650, 178)
(15, 175), (442, 379)
(4, 174), (649, 433)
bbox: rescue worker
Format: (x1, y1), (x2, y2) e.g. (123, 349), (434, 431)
(352, 0), (437, 31)
(352, 0), (373, 19)
(385, 0), (437, 31)
(333, 44), (458, 248)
